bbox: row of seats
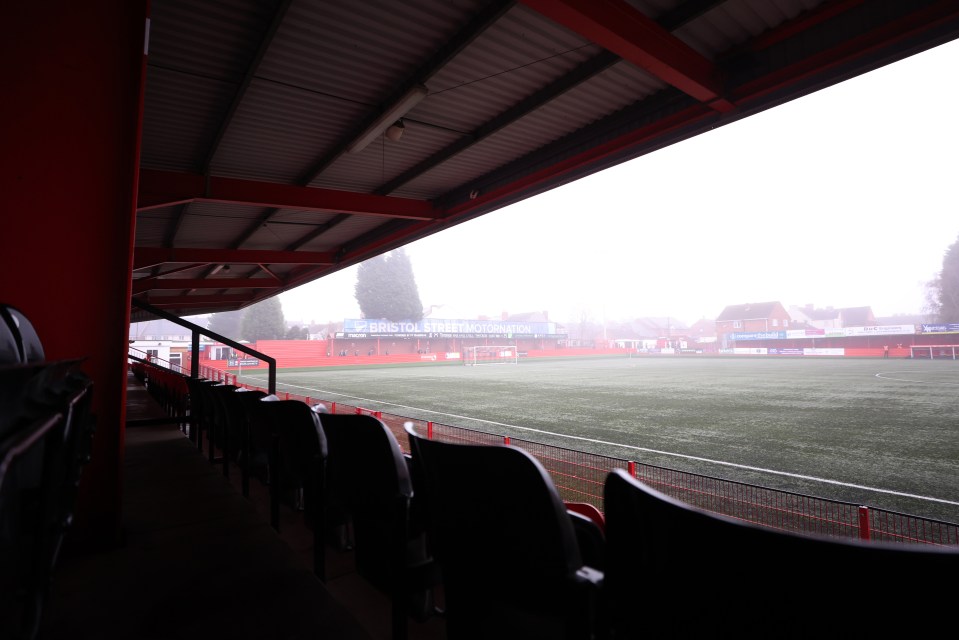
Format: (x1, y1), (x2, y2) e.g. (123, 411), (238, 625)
(171, 371), (959, 638)
(406, 425), (959, 639)
(175, 379), (437, 639)
(1, 305), (95, 640)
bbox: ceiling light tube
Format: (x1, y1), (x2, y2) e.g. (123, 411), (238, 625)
(347, 84), (428, 153)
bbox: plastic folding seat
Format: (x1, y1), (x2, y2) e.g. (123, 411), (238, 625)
(0, 304), (45, 364)
(405, 424), (602, 640)
(184, 377), (217, 448)
(320, 414), (439, 640)
(230, 389), (268, 496)
(205, 383), (237, 463)
(253, 398), (328, 579)
(1, 411), (66, 640)
(602, 468), (959, 639)
(0, 312), (21, 364)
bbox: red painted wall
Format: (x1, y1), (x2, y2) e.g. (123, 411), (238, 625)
(0, 1), (149, 549)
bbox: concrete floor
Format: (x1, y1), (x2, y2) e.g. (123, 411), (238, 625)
(38, 373), (446, 640)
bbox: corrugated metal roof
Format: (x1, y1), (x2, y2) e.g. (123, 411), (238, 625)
(133, 0), (959, 320)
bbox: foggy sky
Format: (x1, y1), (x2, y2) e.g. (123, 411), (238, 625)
(281, 39), (959, 327)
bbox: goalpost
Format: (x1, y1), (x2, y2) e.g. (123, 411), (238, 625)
(464, 345), (519, 366)
(910, 345), (959, 360)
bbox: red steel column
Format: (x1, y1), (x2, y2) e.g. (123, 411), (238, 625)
(0, 0), (150, 551)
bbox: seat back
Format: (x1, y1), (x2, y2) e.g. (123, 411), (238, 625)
(319, 413), (414, 587)
(0, 411), (65, 640)
(406, 424), (599, 640)
(254, 398), (327, 579)
(320, 414), (437, 638)
(1, 358), (93, 640)
(0, 312), (21, 364)
(206, 384), (237, 453)
(0, 304), (45, 364)
(603, 468), (959, 638)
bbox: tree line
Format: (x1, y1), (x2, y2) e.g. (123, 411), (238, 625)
(206, 247), (425, 341)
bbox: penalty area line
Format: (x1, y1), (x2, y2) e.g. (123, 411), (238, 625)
(875, 371), (959, 385)
(249, 375), (959, 508)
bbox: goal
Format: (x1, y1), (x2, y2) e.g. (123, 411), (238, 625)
(464, 345), (519, 366)
(910, 345), (959, 360)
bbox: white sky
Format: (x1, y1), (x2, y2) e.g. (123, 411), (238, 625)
(281, 39), (959, 327)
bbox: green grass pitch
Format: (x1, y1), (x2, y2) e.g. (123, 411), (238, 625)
(239, 356), (959, 524)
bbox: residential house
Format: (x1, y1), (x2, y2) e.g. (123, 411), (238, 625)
(716, 302), (791, 348)
(789, 304), (877, 329)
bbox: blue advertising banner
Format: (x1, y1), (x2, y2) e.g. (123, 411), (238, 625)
(342, 318), (564, 337)
(921, 323), (959, 333)
(731, 331), (786, 341)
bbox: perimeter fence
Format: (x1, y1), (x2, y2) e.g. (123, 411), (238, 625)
(201, 364), (959, 547)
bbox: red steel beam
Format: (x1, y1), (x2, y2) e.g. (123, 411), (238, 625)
(137, 169), (439, 220)
(132, 278), (283, 294)
(137, 293), (255, 306)
(731, 0), (959, 108)
(133, 246), (336, 270)
(521, 0), (734, 112)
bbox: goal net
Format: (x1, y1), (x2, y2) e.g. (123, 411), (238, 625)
(465, 346), (519, 366)
(910, 345), (959, 360)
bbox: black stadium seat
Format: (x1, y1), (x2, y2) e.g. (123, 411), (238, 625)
(602, 468), (959, 639)
(0, 304), (45, 363)
(321, 414), (439, 640)
(405, 424), (602, 640)
(0, 305), (94, 640)
(254, 397), (328, 580)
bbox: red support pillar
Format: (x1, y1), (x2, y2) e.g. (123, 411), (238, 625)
(0, 0), (150, 552)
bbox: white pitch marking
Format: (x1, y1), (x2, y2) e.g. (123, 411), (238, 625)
(875, 371), (959, 385)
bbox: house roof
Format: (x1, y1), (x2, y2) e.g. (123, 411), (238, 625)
(838, 306), (875, 326)
(130, 1), (959, 322)
(716, 302), (785, 322)
(687, 318), (716, 337)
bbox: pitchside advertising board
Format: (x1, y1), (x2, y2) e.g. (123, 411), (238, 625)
(335, 318), (568, 340)
(921, 323), (959, 334)
(731, 324), (918, 342)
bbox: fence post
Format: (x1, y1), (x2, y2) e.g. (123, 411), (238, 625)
(504, 436), (510, 445)
(858, 506), (871, 540)
(628, 461), (637, 477)
(427, 421), (433, 439)
(331, 401), (336, 414)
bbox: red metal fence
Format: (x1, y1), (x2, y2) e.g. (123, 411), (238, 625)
(194, 365), (959, 547)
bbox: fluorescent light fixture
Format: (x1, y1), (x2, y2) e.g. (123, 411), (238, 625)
(347, 84), (427, 153)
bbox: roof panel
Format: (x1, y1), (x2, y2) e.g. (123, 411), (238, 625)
(133, 0), (959, 317)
